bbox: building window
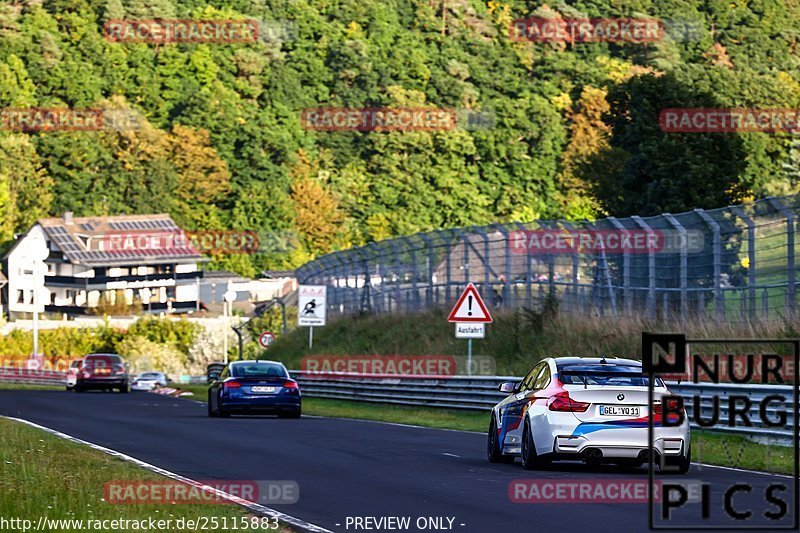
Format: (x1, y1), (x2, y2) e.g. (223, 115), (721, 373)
(16, 290), (25, 304)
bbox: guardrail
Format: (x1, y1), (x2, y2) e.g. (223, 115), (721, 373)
(0, 367), (66, 386)
(292, 372), (797, 439)
(0, 367), (793, 439)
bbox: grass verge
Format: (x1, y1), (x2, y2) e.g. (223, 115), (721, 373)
(0, 417), (290, 532)
(0, 383), (62, 391)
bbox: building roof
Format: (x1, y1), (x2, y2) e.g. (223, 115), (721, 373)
(261, 269), (295, 278)
(37, 213), (207, 267)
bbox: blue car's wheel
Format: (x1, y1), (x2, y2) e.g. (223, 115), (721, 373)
(208, 391), (219, 417)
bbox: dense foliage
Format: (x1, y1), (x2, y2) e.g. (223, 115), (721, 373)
(2, 0), (799, 275)
(0, 317), (222, 375)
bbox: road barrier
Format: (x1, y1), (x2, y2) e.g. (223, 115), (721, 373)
(1, 367), (793, 439)
(291, 372), (797, 439)
(0, 367), (65, 386)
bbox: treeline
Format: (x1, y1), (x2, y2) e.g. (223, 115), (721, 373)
(1, 0), (799, 275)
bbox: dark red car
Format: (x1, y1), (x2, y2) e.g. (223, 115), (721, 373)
(72, 353), (130, 393)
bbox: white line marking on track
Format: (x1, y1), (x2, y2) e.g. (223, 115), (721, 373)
(692, 462), (794, 479)
(301, 414), (482, 434)
(2, 416), (333, 533)
(442, 453), (461, 458)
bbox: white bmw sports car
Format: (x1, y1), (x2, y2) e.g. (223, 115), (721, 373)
(488, 357), (690, 473)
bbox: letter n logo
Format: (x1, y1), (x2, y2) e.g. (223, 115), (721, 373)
(642, 332), (687, 376)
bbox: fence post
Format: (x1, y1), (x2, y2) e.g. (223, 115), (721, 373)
(366, 242), (383, 314)
(663, 213), (688, 323)
(513, 222), (534, 309)
(632, 216), (656, 320)
(730, 206), (757, 321)
(607, 217), (631, 315)
(468, 225), (493, 304)
(419, 233), (435, 308)
(445, 230), (453, 304)
(545, 222), (556, 299)
(315, 256), (333, 314)
(358, 251), (373, 315)
(559, 220), (581, 314)
(767, 197), (796, 319)
(694, 209), (724, 320)
(462, 230), (471, 288)
(398, 236), (419, 312)
(490, 223), (512, 308)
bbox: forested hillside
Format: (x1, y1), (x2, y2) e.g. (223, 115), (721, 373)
(2, 0), (800, 275)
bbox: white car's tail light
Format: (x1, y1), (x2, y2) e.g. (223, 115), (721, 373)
(653, 398), (683, 415)
(548, 391), (590, 412)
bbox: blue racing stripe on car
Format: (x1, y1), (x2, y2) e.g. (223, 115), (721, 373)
(570, 419), (649, 436)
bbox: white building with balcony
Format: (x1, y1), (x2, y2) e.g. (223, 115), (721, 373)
(3, 213), (207, 318)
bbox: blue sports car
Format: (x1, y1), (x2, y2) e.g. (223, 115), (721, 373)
(207, 360), (301, 418)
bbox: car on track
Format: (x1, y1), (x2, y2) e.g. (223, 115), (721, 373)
(131, 372), (171, 391)
(65, 359), (83, 391)
(487, 356), (690, 473)
(207, 360), (301, 418)
(71, 353), (130, 393)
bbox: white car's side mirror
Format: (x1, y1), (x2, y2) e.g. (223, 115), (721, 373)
(498, 382), (517, 394)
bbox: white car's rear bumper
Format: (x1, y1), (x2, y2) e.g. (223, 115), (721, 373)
(552, 426), (689, 459)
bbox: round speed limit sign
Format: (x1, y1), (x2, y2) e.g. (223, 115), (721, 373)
(258, 331), (275, 349)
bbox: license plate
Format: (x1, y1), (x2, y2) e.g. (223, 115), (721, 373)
(599, 405), (641, 417)
(250, 386), (276, 393)
(95, 368), (110, 374)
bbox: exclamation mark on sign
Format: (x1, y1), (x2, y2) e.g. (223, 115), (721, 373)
(467, 295), (473, 316)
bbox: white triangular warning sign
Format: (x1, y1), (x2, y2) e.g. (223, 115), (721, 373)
(448, 283), (493, 323)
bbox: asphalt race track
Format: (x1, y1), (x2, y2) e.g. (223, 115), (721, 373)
(0, 391), (795, 533)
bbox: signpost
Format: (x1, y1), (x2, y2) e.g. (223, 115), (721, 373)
(222, 290), (236, 364)
(448, 283), (493, 375)
(298, 285), (327, 349)
(25, 230), (49, 360)
(258, 331), (275, 349)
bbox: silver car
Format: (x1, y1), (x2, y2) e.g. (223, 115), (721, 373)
(131, 372), (170, 391)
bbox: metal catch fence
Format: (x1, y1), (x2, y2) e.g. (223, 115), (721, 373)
(296, 194), (800, 323)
